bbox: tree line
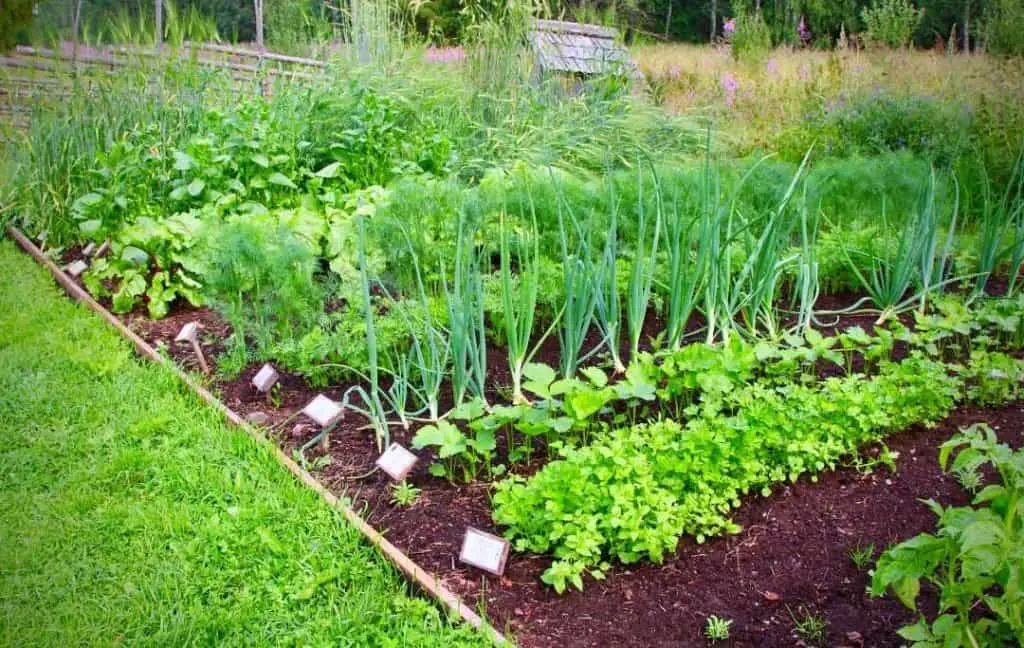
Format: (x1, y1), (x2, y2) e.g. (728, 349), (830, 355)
(4, 0), (1021, 53)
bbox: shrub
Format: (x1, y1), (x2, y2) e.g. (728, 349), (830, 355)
(861, 0), (924, 48)
(983, 0), (1024, 57)
(779, 93), (974, 167)
(730, 6), (774, 65)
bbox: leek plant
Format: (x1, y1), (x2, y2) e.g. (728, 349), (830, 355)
(592, 182), (625, 373)
(625, 165), (663, 363)
(792, 186), (821, 333)
(975, 148), (1024, 298)
(340, 215), (390, 450)
(1010, 200), (1024, 298)
(841, 169), (960, 322)
(397, 231), (450, 422)
(444, 212), (488, 407)
(500, 208), (557, 404)
(663, 185), (707, 350)
(840, 201), (922, 323)
(915, 170), (959, 315)
(732, 153), (809, 339)
(700, 158), (730, 344)
(555, 197), (599, 379)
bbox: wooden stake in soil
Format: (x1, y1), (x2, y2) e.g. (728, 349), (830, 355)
(459, 528), (510, 576)
(175, 321), (210, 374)
(375, 443), (418, 482)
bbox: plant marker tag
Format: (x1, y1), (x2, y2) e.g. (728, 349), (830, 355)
(174, 321), (210, 374)
(459, 528), (510, 576)
(375, 443), (418, 482)
(302, 394), (343, 428)
(66, 260), (88, 277)
(175, 321), (199, 343)
(81, 242), (96, 256)
(252, 363), (280, 393)
(95, 240), (111, 258)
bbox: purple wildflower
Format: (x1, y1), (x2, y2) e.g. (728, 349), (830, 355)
(766, 58), (779, 75)
(721, 72), (739, 108)
(723, 19), (736, 36)
(798, 16), (811, 44)
(423, 46), (465, 64)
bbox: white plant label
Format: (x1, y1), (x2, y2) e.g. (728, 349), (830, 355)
(302, 394), (343, 428)
(81, 242), (96, 257)
(459, 528), (510, 576)
(175, 321), (200, 343)
(252, 363), (280, 393)
(66, 260), (88, 277)
(375, 443), (418, 482)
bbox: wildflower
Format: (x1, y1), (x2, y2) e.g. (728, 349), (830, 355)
(723, 19), (736, 36)
(766, 58), (779, 75)
(720, 72), (739, 108)
(668, 64), (682, 80)
(424, 46), (465, 64)
(798, 16), (811, 44)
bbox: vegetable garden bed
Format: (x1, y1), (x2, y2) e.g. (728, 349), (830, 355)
(23, 229), (1024, 647)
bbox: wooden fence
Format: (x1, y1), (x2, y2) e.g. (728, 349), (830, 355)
(0, 42), (328, 133)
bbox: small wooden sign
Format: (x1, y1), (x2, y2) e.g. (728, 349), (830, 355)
(252, 363), (280, 393)
(459, 527), (510, 576)
(375, 443), (418, 481)
(175, 321), (199, 343)
(66, 259), (88, 277)
(174, 321), (210, 374)
(302, 394), (343, 428)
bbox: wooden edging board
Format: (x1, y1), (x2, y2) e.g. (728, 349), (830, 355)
(7, 226), (509, 647)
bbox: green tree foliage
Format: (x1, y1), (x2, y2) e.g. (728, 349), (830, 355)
(984, 0), (1024, 56)
(0, 0), (34, 51)
(862, 0), (925, 47)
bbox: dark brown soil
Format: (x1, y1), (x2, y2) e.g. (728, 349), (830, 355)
(79, 285), (1023, 648)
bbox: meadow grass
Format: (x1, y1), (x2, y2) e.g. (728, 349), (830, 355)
(634, 43), (1024, 155)
(0, 240), (487, 647)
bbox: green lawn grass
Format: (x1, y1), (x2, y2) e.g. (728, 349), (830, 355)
(0, 240), (487, 648)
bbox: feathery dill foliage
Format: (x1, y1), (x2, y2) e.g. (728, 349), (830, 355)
(195, 217), (326, 360)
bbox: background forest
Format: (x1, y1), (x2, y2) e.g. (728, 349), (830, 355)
(7, 0), (1023, 55)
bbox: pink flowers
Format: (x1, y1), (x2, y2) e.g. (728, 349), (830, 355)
(423, 46), (465, 64)
(766, 58), (779, 75)
(720, 72), (739, 108)
(798, 16), (811, 44)
(723, 19), (736, 36)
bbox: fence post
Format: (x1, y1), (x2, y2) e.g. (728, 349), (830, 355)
(155, 0), (163, 51)
(254, 0), (265, 51)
